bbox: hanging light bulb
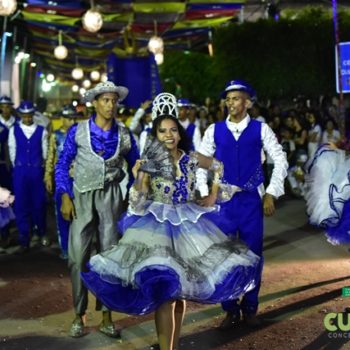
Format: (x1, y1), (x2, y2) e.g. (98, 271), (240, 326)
(148, 36), (164, 55)
(72, 84), (79, 93)
(148, 21), (164, 55)
(154, 52), (164, 65)
(54, 30), (68, 60)
(147, 21), (164, 65)
(100, 72), (108, 82)
(82, 0), (103, 33)
(90, 70), (100, 81)
(46, 73), (55, 82)
(0, 0), (17, 16)
(54, 45), (68, 60)
(82, 79), (91, 89)
(72, 67), (84, 80)
(79, 87), (86, 95)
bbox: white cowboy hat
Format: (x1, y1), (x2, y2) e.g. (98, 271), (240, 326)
(83, 81), (129, 103)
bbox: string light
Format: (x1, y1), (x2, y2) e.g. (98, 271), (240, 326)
(100, 72), (108, 82)
(90, 70), (100, 81)
(54, 30), (68, 60)
(154, 53), (164, 65)
(0, 0), (17, 16)
(46, 73), (55, 82)
(72, 67), (84, 80)
(82, 1), (103, 33)
(148, 36), (164, 55)
(82, 79), (91, 88)
(147, 21), (164, 65)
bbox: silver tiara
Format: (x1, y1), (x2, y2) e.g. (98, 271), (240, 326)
(151, 93), (178, 121)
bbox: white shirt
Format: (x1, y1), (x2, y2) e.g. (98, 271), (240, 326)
(0, 115), (16, 129)
(8, 122), (48, 165)
(129, 108), (145, 135)
(322, 129), (341, 144)
(309, 124), (322, 144)
(256, 116), (266, 123)
(139, 122), (153, 155)
(197, 115), (288, 198)
(179, 118), (202, 151)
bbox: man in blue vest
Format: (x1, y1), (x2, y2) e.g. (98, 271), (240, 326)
(197, 80), (288, 328)
(177, 98), (201, 150)
(8, 101), (48, 254)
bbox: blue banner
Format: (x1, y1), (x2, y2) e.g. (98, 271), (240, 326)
(336, 42), (350, 94)
(107, 53), (162, 108)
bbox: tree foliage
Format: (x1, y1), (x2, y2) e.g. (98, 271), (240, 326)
(159, 7), (350, 103)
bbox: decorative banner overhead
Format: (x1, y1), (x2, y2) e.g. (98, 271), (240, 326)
(107, 52), (162, 108)
(133, 2), (186, 13)
(16, 1), (245, 79)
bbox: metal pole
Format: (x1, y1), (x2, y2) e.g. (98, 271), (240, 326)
(0, 16), (8, 95)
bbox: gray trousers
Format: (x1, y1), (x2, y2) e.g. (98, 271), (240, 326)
(68, 182), (122, 316)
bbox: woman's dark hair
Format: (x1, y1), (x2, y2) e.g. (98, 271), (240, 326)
(151, 115), (191, 153)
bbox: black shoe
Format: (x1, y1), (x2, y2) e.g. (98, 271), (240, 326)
(243, 313), (261, 328)
(218, 312), (241, 330)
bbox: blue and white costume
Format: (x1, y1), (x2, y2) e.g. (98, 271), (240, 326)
(8, 102), (48, 248)
(305, 144), (350, 245)
(178, 99), (201, 151)
(82, 150), (261, 315)
(197, 80), (288, 316)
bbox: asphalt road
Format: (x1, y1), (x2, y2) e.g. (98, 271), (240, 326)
(1, 197), (350, 350)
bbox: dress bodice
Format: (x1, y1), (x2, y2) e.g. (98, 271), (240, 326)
(149, 152), (197, 205)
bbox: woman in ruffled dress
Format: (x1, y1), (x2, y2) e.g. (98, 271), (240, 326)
(82, 93), (261, 350)
(304, 140), (350, 245)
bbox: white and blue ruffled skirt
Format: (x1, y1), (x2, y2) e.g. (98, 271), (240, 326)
(305, 144), (350, 245)
(82, 201), (261, 315)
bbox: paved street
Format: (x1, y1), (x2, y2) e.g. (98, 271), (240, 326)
(1, 197), (350, 350)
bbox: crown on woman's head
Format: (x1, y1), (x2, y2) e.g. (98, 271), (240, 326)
(151, 93), (178, 121)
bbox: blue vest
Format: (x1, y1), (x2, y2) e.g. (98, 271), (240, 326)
(186, 123), (196, 150)
(214, 120), (264, 191)
(14, 123), (44, 168)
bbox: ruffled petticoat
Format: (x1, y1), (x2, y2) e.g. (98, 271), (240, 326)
(305, 144), (350, 244)
(82, 201), (261, 315)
